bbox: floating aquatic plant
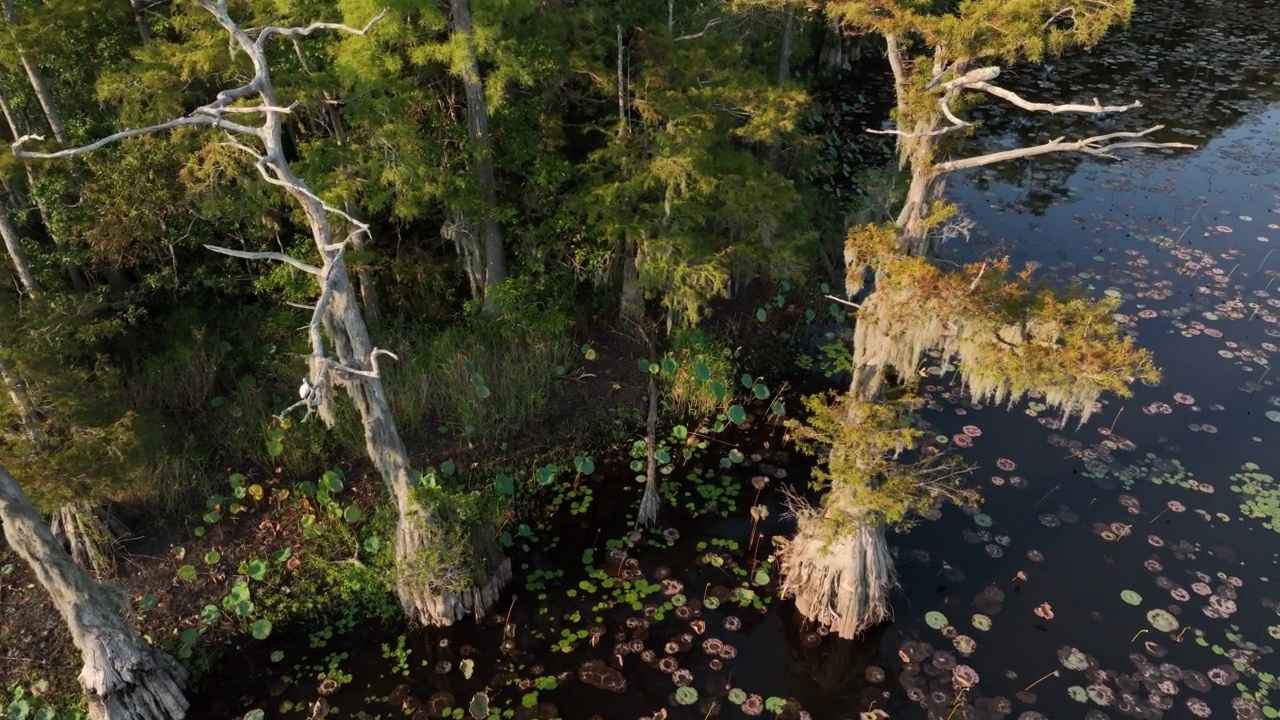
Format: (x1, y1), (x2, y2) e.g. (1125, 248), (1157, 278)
(1146, 608), (1180, 633)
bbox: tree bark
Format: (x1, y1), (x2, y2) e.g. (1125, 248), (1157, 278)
(619, 243), (643, 323)
(0, 463), (189, 720)
(1, 0), (67, 144)
(450, 0), (506, 314)
(616, 24), (626, 134)
(49, 502), (115, 578)
(0, 196), (38, 295)
(0, 339), (44, 450)
(894, 162), (943, 256)
(0, 83), (87, 291)
(776, 5), (794, 87)
(636, 369), (660, 526)
(129, 0), (151, 44)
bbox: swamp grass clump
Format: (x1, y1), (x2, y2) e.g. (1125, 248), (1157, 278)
(381, 309), (574, 443)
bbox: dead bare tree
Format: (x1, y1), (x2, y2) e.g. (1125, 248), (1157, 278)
(13, 0), (510, 625)
(872, 41), (1196, 257)
(0, 461), (188, 720)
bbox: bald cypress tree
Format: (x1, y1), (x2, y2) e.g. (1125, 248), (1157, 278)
(780, 0), (1187, 639)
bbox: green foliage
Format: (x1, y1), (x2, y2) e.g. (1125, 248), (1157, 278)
(787, 392), (976, 528)
(571, 4), (817, 325)
(3, 682), (86, 720)
(848, 223), (1158, 422)
(404, 480), (508, 594)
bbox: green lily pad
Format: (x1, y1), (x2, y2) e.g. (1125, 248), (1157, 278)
(1147, 608), (1179, 632)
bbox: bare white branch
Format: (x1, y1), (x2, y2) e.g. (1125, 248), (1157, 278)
(11, 113), (261, 159)
(203, 244), (323, 275)
(933, 126), (1196, 173)
(328, 348), (399, 379)
(674, 18), (722, 41)
(938, 65), (1001, 91)
(247, 157), (371, 241)
(253, 7), (389, 47)
(194, 103), (296, 115)
(964, 79), (1142, 114)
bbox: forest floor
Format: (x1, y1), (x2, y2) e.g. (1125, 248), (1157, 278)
(0, 288), (814, 708)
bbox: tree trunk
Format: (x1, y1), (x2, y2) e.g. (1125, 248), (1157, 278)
(0, 463), (189, 720)
(128, 0), (151, 44)
(619, 243), (643, 322)
(636, 370), (660, 526)
(779, 501), (896, 639)
(0, 83), (87, 291)
(616, 24), (626, 134)
(1, 0), (67, 145)
(451, 0), (506, 314)
(776, 5), (794, 87)
(0, 340), (45, 450)
(0, 197), (38, 294)
(894, 162), (943, 257)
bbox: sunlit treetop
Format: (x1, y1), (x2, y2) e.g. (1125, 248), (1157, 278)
(828, 0), (1136, 67)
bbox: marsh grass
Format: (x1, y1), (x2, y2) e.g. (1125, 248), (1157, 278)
(382, 312), (573, 444)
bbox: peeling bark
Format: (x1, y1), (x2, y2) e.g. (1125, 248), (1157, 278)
(0, 463), (188, 720)
(50, 502), (116, 578)
(779, 501), (895, 640)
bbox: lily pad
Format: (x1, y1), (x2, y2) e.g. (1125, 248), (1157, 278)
(1147, 608), (1180, 632)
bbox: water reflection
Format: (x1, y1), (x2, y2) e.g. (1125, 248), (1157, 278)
(879, 0), (1280, 715)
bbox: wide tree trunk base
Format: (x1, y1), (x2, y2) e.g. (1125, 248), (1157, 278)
(636, 480), (659, 527)
(82, 637), (189, 720)
(779, 510), (896, 640)
(395, 516), (513, 627)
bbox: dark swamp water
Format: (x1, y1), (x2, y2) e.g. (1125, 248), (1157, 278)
(197, 0), (1280, 718)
